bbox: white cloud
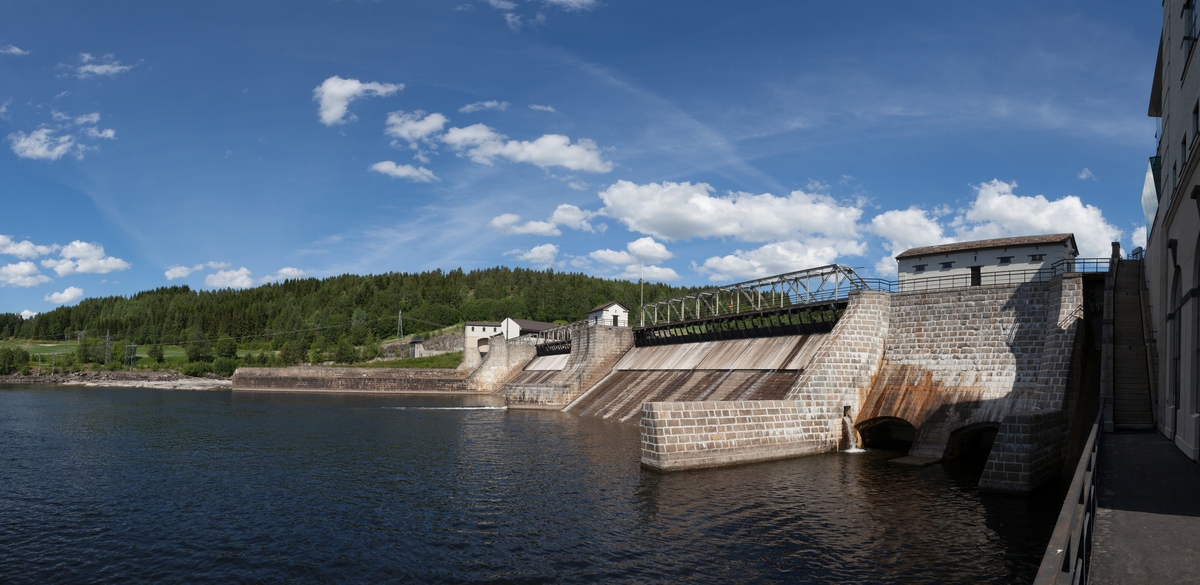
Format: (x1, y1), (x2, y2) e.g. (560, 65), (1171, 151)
(618, 264), (678, 282)
(506, 243), (559, 268)
(206, 261), (230, 269)
(504, 12), (546, 31)
(164, 264), (201, 280)
(484, 0), (516, 8)
(953, 179), (1121, 258)
(869, 207), (954, 274)
(84, 127), (115, 139)
(19, 309), (36, 319)
(696, 239), (861, 282)
(542, 0), (598, 9)
(589, 249), (634, 265)
(384, 110), (448, 147)
(370, 161), (438, 182)
(313, 76), (403, 126)
(489, 204), (599, 236)
(568, 181), (587, 191)
(0, 99), (8, 116)
(626, 237), (673, 263)
(1132, 225), (1147, 249)
(1078, 168), (1096, 180)
(262, 267), (306, 282)
(0, 235), (57, 259)
(8, 128), (78, 160)
(598, 180), (862, 242)
(74, 53), (133, 78)
(74, 112), (100, 124)
(489, 213), (561, 236)
(44, 286), (84, 304)
(459, 100), (510, 113)
(40, 241), (131, 276)
(1, 44), (29, 55)
(0, 262), (51, 287)
(205, 267), (254, 289)
(528, 104), (556, 112)
(442, 123), (612, 172)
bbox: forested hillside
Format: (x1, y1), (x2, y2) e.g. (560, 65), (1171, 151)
(0, 267), (692, 348)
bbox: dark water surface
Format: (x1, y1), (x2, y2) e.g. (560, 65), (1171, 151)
(0, 386), (1061, 584)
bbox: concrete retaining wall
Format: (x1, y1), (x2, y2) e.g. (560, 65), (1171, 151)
(232, 366), (468, 393)
(464, 335), (538, 394)
(640, 400), (834, 471)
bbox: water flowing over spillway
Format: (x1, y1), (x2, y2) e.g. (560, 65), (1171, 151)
(565, 334), (827, 423)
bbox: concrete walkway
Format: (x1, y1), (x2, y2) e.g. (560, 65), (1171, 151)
(1090, 431), (1200, 584)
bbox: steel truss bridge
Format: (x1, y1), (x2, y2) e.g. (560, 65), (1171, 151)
(635, 264), (889, 346)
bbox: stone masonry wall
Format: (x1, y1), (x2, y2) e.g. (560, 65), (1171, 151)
(639, 400), (834, 471)
(464, 334), (538, 394)
(978, 411), (1068, 493)
(232, 366), (468, 393)
(506, 325), (635, 409)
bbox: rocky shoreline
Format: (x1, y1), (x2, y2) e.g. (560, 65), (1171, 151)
(2, 370), (232, 391)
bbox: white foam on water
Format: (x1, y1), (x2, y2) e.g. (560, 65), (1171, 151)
(386, 406), (508, 410)
(842, 448), (866, 453)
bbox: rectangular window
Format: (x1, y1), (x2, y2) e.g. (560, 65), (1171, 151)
(997, 256), (1013, 264)
(1029, 254), (1045, 262)
(940, 261), (954, 269)
(913, 264), (927, 273)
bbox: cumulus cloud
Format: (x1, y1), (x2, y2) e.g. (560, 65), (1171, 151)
(626, 237), (673, 264)
(384, 110), (448, 149)
(443, 123), (612, 172)
(619, 264), (679, 281)
(696, 239), (865, 282)
(489, 213), (561, 236)
(598, 180), (862, 242)
(589, 237), (678, 281)
(166, 261), (233, 280)
(19, 309), (36, 319)
(1078, 168), (1096, 180)
(528, 104), (556, 112)
(74, 53), (133, 78)
(869, 206), (954, 274)
(313, 76), (403, 126)
(506, 243), (559, 268)
(0, 262), (51, 287)
(1132, 225), (1147, 249)
(205, 267), (254, 289)
(0, 235), (57, 259)
(40, 241), (131, 276)
(370, 161), (438, 182)
(44, 286), (84, 304)
(952, 179), (1121, 258)
(489, 204), (600, 236)
(262, 267), (306, 282)
(459, 100), (510, 113)
(1, 44), (29, 55)
(8, 128), (78, 160)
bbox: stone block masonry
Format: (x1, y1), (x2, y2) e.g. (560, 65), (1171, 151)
(464, 335), (538, 394)
(640, 400), (836, 471)
(505, 326), (634, 409)
(232, 366), (468, 393)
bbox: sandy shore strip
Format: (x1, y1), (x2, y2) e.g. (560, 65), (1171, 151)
(2, 371), (232, 391)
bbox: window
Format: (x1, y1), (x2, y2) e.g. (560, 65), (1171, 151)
(913, 264), (927, 273)
(471, 326), (475, 332)
(940, 261), (954, 269)
(997, 256), (1013, 264)
(1029, 254), (1045, 262)
(1192, 102), (1198, 142)
(1189, 1), (1199, 50)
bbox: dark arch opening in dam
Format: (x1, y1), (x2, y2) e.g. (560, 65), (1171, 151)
(943, 422), (1000, 462)
(857, 417), (917, 452)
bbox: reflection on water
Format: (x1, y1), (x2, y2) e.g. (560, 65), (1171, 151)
(0, 386), (1059, 583)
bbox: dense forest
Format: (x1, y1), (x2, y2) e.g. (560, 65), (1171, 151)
(0, 267), (693, 349)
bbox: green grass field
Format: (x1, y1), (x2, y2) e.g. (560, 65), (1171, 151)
(349, 352), (464, 369)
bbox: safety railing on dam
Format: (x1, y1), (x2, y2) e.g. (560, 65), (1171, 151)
(1034, 411), (1100, 585)
(897, 258), (1111, 293)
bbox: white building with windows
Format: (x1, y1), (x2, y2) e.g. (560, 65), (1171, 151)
(895, 234), (1078, 288)
(465, 321), (502, 353)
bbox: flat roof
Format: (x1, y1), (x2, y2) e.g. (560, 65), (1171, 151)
(465, 321), (501, 327)
(896, 233), (1077, 260)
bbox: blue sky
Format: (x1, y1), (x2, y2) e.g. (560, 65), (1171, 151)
(0, 1), (1160, 317)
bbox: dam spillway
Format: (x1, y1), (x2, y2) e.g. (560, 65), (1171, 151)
(565, 334), (827, 423)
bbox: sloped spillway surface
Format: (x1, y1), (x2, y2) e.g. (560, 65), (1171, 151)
(566, 334), (827, 424)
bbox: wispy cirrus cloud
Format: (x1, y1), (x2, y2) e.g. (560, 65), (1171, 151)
(1, 44), (29, 56)
(72, 53), (134, 78)
(459, 100), (509, 113)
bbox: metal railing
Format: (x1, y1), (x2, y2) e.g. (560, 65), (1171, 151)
(897, 258), (1111, 293)
(638, 264), (879, 327)
(1034, 412), (1100, 585)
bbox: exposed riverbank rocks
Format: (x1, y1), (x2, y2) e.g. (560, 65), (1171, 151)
(2, 369), (232, 391)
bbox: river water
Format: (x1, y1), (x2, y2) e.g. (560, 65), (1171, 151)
(0, 386), (1062, 584)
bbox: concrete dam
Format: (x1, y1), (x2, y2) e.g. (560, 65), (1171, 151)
(479, 259), (1103, 494)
